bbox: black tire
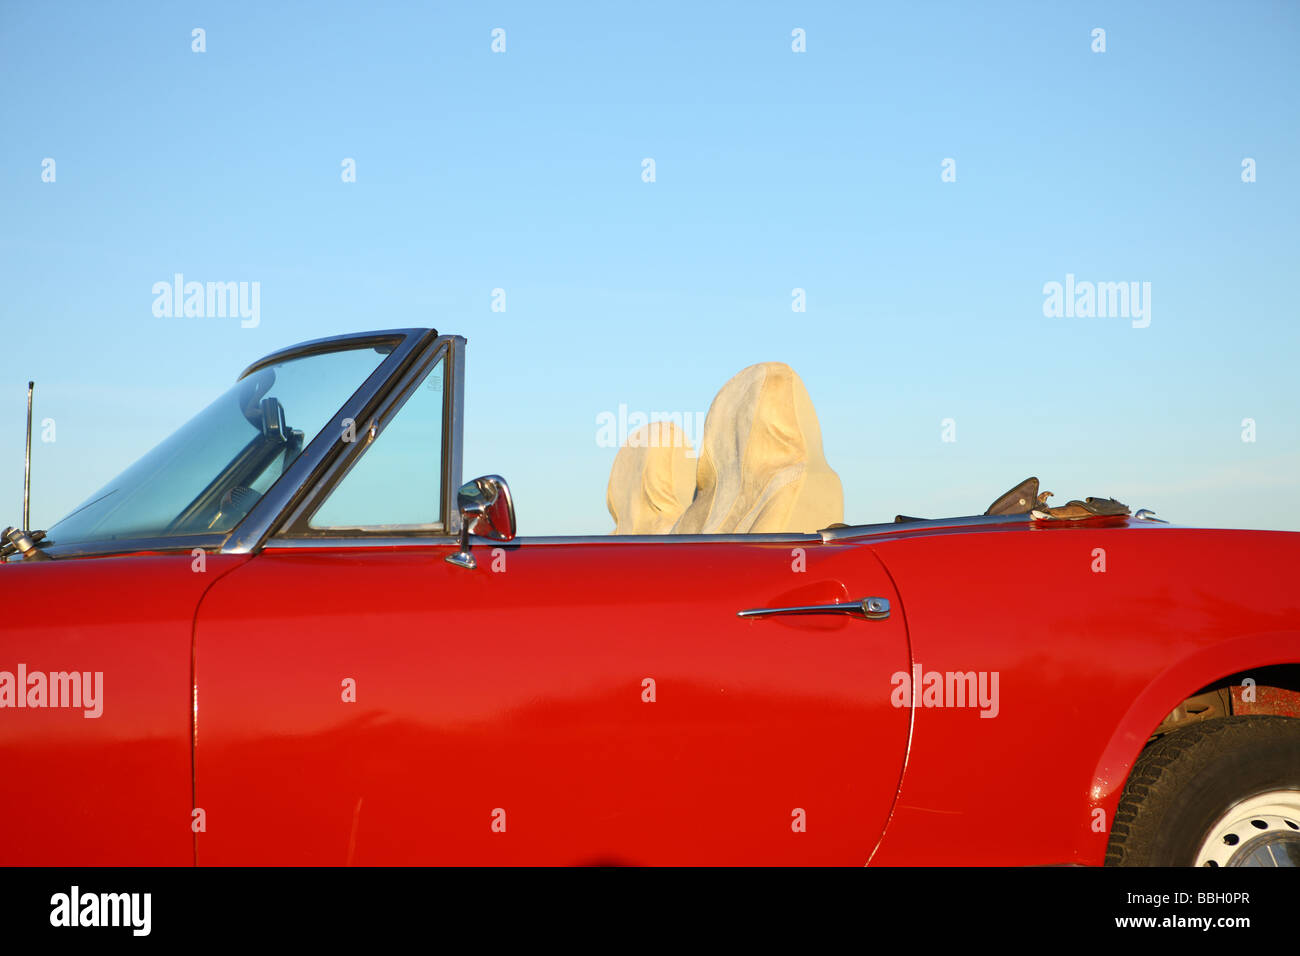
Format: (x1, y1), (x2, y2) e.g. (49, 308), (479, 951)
(1106, 716), (1300, 866)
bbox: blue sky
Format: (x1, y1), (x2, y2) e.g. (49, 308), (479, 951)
(2, 1), (1297, 535)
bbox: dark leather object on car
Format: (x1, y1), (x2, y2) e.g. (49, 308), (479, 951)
(1031, 496), (1130, 520)
(985, 477), (1041, 515)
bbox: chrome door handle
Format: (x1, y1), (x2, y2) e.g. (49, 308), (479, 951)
(737, 597), (890, 621)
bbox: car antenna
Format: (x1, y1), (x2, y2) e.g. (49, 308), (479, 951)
(2, 381), (50, 561)
(23, 380), (33, 530)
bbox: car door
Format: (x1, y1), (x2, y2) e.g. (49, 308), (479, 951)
(192, 340), (910, 864)
(195, 539), (908, 865)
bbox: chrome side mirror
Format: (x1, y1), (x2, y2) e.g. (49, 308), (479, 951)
(446, 474), (516, 569)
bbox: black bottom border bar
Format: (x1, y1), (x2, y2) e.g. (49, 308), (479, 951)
(0, 865), (1288, 942)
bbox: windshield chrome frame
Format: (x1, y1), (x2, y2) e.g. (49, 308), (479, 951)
(221, 328), (440, 553)
(268, 334), (465, 541)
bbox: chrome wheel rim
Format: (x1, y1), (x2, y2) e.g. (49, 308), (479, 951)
(1195, 790), (1300, 867)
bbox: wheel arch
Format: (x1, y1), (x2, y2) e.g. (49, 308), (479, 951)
(1088, 630), (1300, 834)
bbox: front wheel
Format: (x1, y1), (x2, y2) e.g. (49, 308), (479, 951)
(1106, 716), (1300, 867)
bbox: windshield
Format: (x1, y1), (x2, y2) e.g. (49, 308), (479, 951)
(45, 345), (388, 547)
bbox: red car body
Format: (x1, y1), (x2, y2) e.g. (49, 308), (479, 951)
(3, 329), (1298, 865)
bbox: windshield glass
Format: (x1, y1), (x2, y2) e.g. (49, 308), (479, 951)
(46, 345), (388, 547)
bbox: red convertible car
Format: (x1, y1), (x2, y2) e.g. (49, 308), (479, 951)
(2, 328), (1298, 866)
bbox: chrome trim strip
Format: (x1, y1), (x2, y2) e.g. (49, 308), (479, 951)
(263, 519), (1030, 551)
(40, 533), (226, 560)
(220, 328), (437, 554)
(267, 535), (458, 549)
(238, 328), (433, 381)
(264, 532), (822, 549)
(444, 336), (466, 539)
(819, 513), (1032, 542)
(508, 533), (823, 545)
